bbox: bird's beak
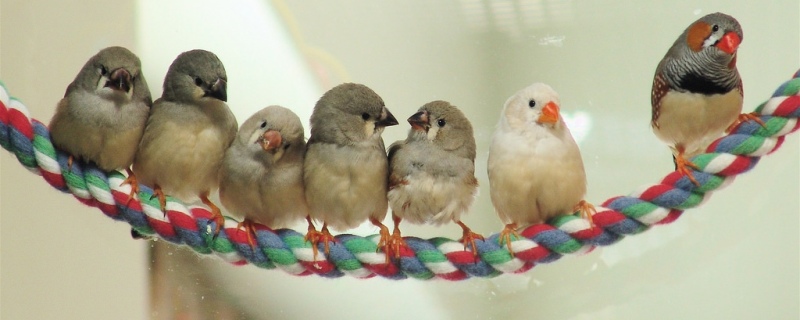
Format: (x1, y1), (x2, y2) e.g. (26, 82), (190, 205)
(408, 111), (429, 132)
(716, 32), (740, 55)
(105, 68), (132, 93)
(375, 107), (399, 127)
(257, 129), (282, 152)
(537, 101), (560, 124)
(205, 78), (227, 102)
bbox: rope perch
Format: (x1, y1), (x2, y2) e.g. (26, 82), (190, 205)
(1, 70), (798, 280)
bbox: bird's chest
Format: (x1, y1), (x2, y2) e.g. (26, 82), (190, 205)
(653, 89), (742, 149)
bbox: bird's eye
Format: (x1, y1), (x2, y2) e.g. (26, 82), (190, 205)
(528, 100), (536, 108)
(99, 65), (108, 76)
(194, 77), (203, 86)
(437, 119), (446, 127)
(361, 112), (370, 120)
(260, 121), (267, 129)
(712, 24), (719, 32)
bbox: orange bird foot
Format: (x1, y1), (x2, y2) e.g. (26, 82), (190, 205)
(67, 155), (75, 171)
(369, 217), (393, 264)
(237, 218), (259, 248)
(573, 200), (597, 226)
(121, 168), (139, 203)
(727, 112), (766, 133)
(456, 220), (484, 258)
(499, 223), (520, 257)
(386, 214), (407, 259)
(149, 184), (167, 215)
(304, 222), (335, 262)
(675, 152), (700, 186)
(200, 192), (225, 237)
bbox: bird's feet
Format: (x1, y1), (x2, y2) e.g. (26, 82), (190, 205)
(237, 218), (259, 248)
(150, 184), (168, 215)
(303, 217), (335, 262)
(675, 152), (700, 186)
(573, 200), (596, 226)
(456, 220), (484, 258)
(370, 217), (394, 264)
(499, 223), (520, 257)
(200, 192), (225, 237)
(727, 112), (766, 133)
(386, 214), (407, 260)
(121, 168), (139, 204)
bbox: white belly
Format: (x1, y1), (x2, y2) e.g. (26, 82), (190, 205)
(653, 89), (742, 157)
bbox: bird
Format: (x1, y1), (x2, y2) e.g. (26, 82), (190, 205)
(48, 46), (152, 194)
(133, 49), (237, 236)
(651, 12), (757, 185)
(487, 83), (594, 254)
(303, 83), (398, 259)
(218, 105), (308, 246)
(386, 100), (480, 257)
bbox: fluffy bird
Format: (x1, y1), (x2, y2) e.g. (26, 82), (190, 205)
(651, 12), (756, 185)
(387, 101), (480, 257)
(49, 46), (152, 181)
(304, 83), (398, 258)
(487, 83), (593, 253)
(219, 105), (308, 245)
(133, 49), (237, 235)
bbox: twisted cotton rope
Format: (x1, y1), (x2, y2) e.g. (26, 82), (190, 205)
(1, 70), (799, 280)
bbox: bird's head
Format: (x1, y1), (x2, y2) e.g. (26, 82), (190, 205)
(162, 49), (228, 103)
(310, 83), (398, 144)
(239, 105), (305, 163)
(407, 100), (475, 160)
(684, 12), (743, 67)
(502, 82), (563, 133)
(76, 46), (149, 104)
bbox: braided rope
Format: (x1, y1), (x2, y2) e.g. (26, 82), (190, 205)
(1, 71), (798, 280)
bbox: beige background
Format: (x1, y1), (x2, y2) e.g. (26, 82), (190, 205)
(2, 0), (798, 319)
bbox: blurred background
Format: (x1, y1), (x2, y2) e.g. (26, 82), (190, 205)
(1, 0), (798, 319)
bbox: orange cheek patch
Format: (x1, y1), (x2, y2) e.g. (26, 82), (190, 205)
(686, 22), (710, 52)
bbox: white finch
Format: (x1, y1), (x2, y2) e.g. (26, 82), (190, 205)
(218, 105), (308, 245)
(133, 49), (237, 235)
(303, 83), (398, 257)
(651, 12), (754, 185)
(487, 83), (593, 253)
(387, 101), (480, 256)
(49, 46), (151, 179)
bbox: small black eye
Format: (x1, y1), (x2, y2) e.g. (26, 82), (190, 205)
(528, 100), (536, 108)
(99, 65), (108, 76)
(361, 112), (370, 120)
(194, 77), (203, 86)
(260, 121), (267, 129)
(712, 24), (719, 32)
(437, 119), (446, 127)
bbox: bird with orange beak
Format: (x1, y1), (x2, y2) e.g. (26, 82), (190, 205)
(651, 12), (756, 185)
(218, 105), (309, 246)
(487, 83), (593, 254)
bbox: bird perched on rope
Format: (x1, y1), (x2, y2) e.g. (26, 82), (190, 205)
(133, 49), (237, 236)
(49, 46), (152, 187)
(651, 12), (758, 185)
(219, 105), (308, 246)
(386, 101), (480, 258)
(303, 83), (398, 259)
(488, 83), (594, 254)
